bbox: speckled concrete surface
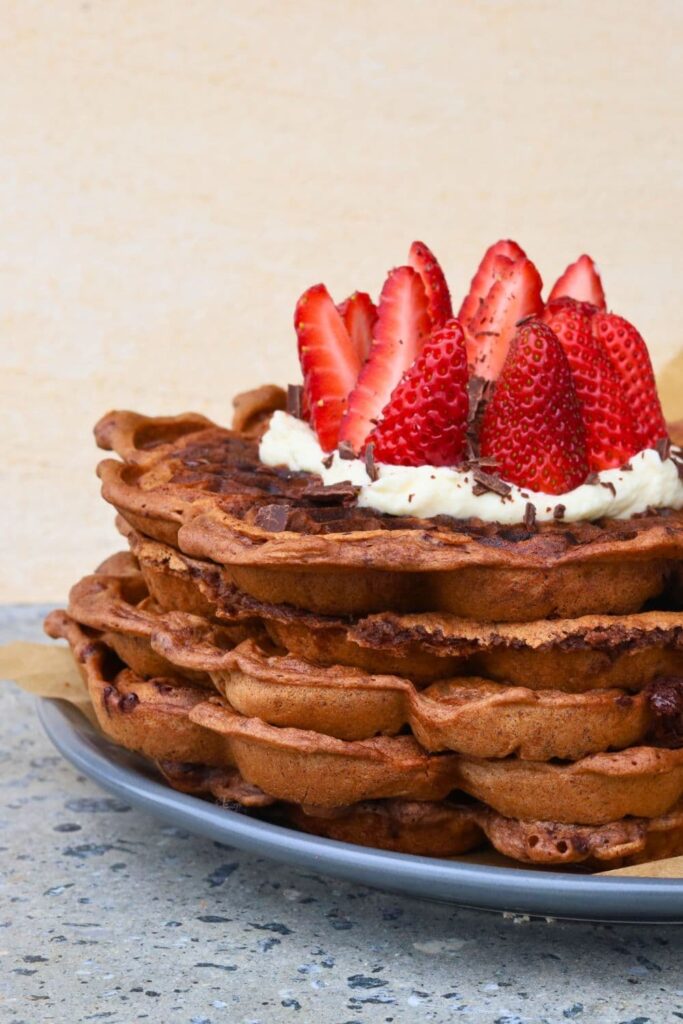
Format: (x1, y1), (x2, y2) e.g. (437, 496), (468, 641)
(3, 606), (683, 1024)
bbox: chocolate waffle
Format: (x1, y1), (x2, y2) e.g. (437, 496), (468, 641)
(95, 402), (683, 620)
(67, 553), (259, 686)
(46, 606), (683, 864)
(128, 531), (683, 693)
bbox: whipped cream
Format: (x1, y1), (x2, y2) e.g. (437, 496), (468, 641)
(259, 411), (683, 524)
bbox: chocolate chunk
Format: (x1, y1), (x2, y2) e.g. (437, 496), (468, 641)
(303, 481), (358, 505)
(620, 462), (634, 471)
(254, 503), (290, 532)
(338, 440), (356, 460)
(656, 436), (672, 461)
(321, 453), (334, 469)
(553, 504), (566, 520)
(364, 443), (379, 482)
(585, 472), (600, 486)
(646, 676), (683, 747)
(471, 468), (512, 498)
(119, 692), (139, 713)
(674, 457), (683, 482)
(286, 384), (303, 419)
(600, 481), (617, 497)
(523, 502), (536, 530)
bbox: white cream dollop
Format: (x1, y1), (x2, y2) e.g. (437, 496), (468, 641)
(259, 411), (683, 524)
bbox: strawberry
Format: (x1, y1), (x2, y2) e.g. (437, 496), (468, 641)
(339, 266), (431, 453)
(591, 312), (668, 448)
(466, 257), (543, 380)
(369, 320), (469, 467)
(542, 299), (639, 470)
(480, 319), (588, 494)
(458, 239), (526, 326)
(548, 255), (606, 310)
(295, 284), (362, 451)
(337, 291), (377, 364)
(408, 241), (453, 327)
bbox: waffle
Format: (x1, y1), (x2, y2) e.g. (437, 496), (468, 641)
(67, 553), (259, 686)
(46, 604), (683, 863)
(95, 402), (683, 620)
(128, 530), (683, 692)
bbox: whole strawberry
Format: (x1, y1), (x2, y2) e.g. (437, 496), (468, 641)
(592, 313), (668, 449)
(370, 319), (469, 467)
(480, 319), (588, 494)
(542, 298), (639, 471)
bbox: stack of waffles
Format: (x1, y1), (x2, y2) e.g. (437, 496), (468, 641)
(47, 241), (683, 869)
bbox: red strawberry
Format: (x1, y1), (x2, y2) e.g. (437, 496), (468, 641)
(548, 255), (606, 310)
(369, 320), (469, 467)
(339, 266), (431, 453)
(592, 312), (668, 448)
(337, 291), (377, 364)
(542, 299), (639, 470)
(466, 257), (543, 380)
(458, 239), (526, 326)
(480, 319), (588, 494)
(408, 241), (453, 327)
(295, 284), (362, 451)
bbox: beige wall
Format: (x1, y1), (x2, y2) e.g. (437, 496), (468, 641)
(2, 0), (682, 601)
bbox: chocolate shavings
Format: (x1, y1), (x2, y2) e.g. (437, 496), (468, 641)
(600, 481), (617, 497)
(338, 440), (356, 460)
(656, 436), (672, 461)
(471, 467), (512, 499)
(553, 503), (566, 520)
(364, 443), (379, 482)
(286, 384), (303, 419)
(523, 502), (537, 530)
(466, 376), (495, 461)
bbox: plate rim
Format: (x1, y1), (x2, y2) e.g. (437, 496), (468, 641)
(37, 697), (683, 922)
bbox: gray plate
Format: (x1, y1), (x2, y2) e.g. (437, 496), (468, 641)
(38, 697), (683, 923)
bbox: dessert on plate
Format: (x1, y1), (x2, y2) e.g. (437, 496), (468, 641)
(46, 239), (683, 869)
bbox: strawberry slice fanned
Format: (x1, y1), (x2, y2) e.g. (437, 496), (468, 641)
(370, 319), (469, 467)
(408, 241), (453, 327)
(548, 255), (606, 310)
(337, 291), (377, 364)
(592, 312), (668, 448)
(339, 266), (431, 454)
(295, 284), (362, 452)
(542, 299), (639, 471)
(480, 319), (588, 494)
(466, 256), (543, 380)
(458, 239), (526, 326)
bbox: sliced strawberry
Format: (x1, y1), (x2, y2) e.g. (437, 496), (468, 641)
(408, 241), (453, 327)
(458, 239), (526, 326)
(339, 267), (431, 453)
(369, 320), (469, 467)
(548, 255), (606, 309)
(337, 291), (377, 364)
(295, 284), (362, 452)
(542, 299), (639, 470)
(591, 312), (668, 448)
(480, 319), (588, 494)
(466, 257), (543, 380)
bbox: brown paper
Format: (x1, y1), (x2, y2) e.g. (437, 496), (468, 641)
(0, 640), (96, 724)
(2, 640), (683, 879)
(658, 349), (683, 424)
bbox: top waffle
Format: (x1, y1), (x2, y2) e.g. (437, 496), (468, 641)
(96, 405), (683, 619)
